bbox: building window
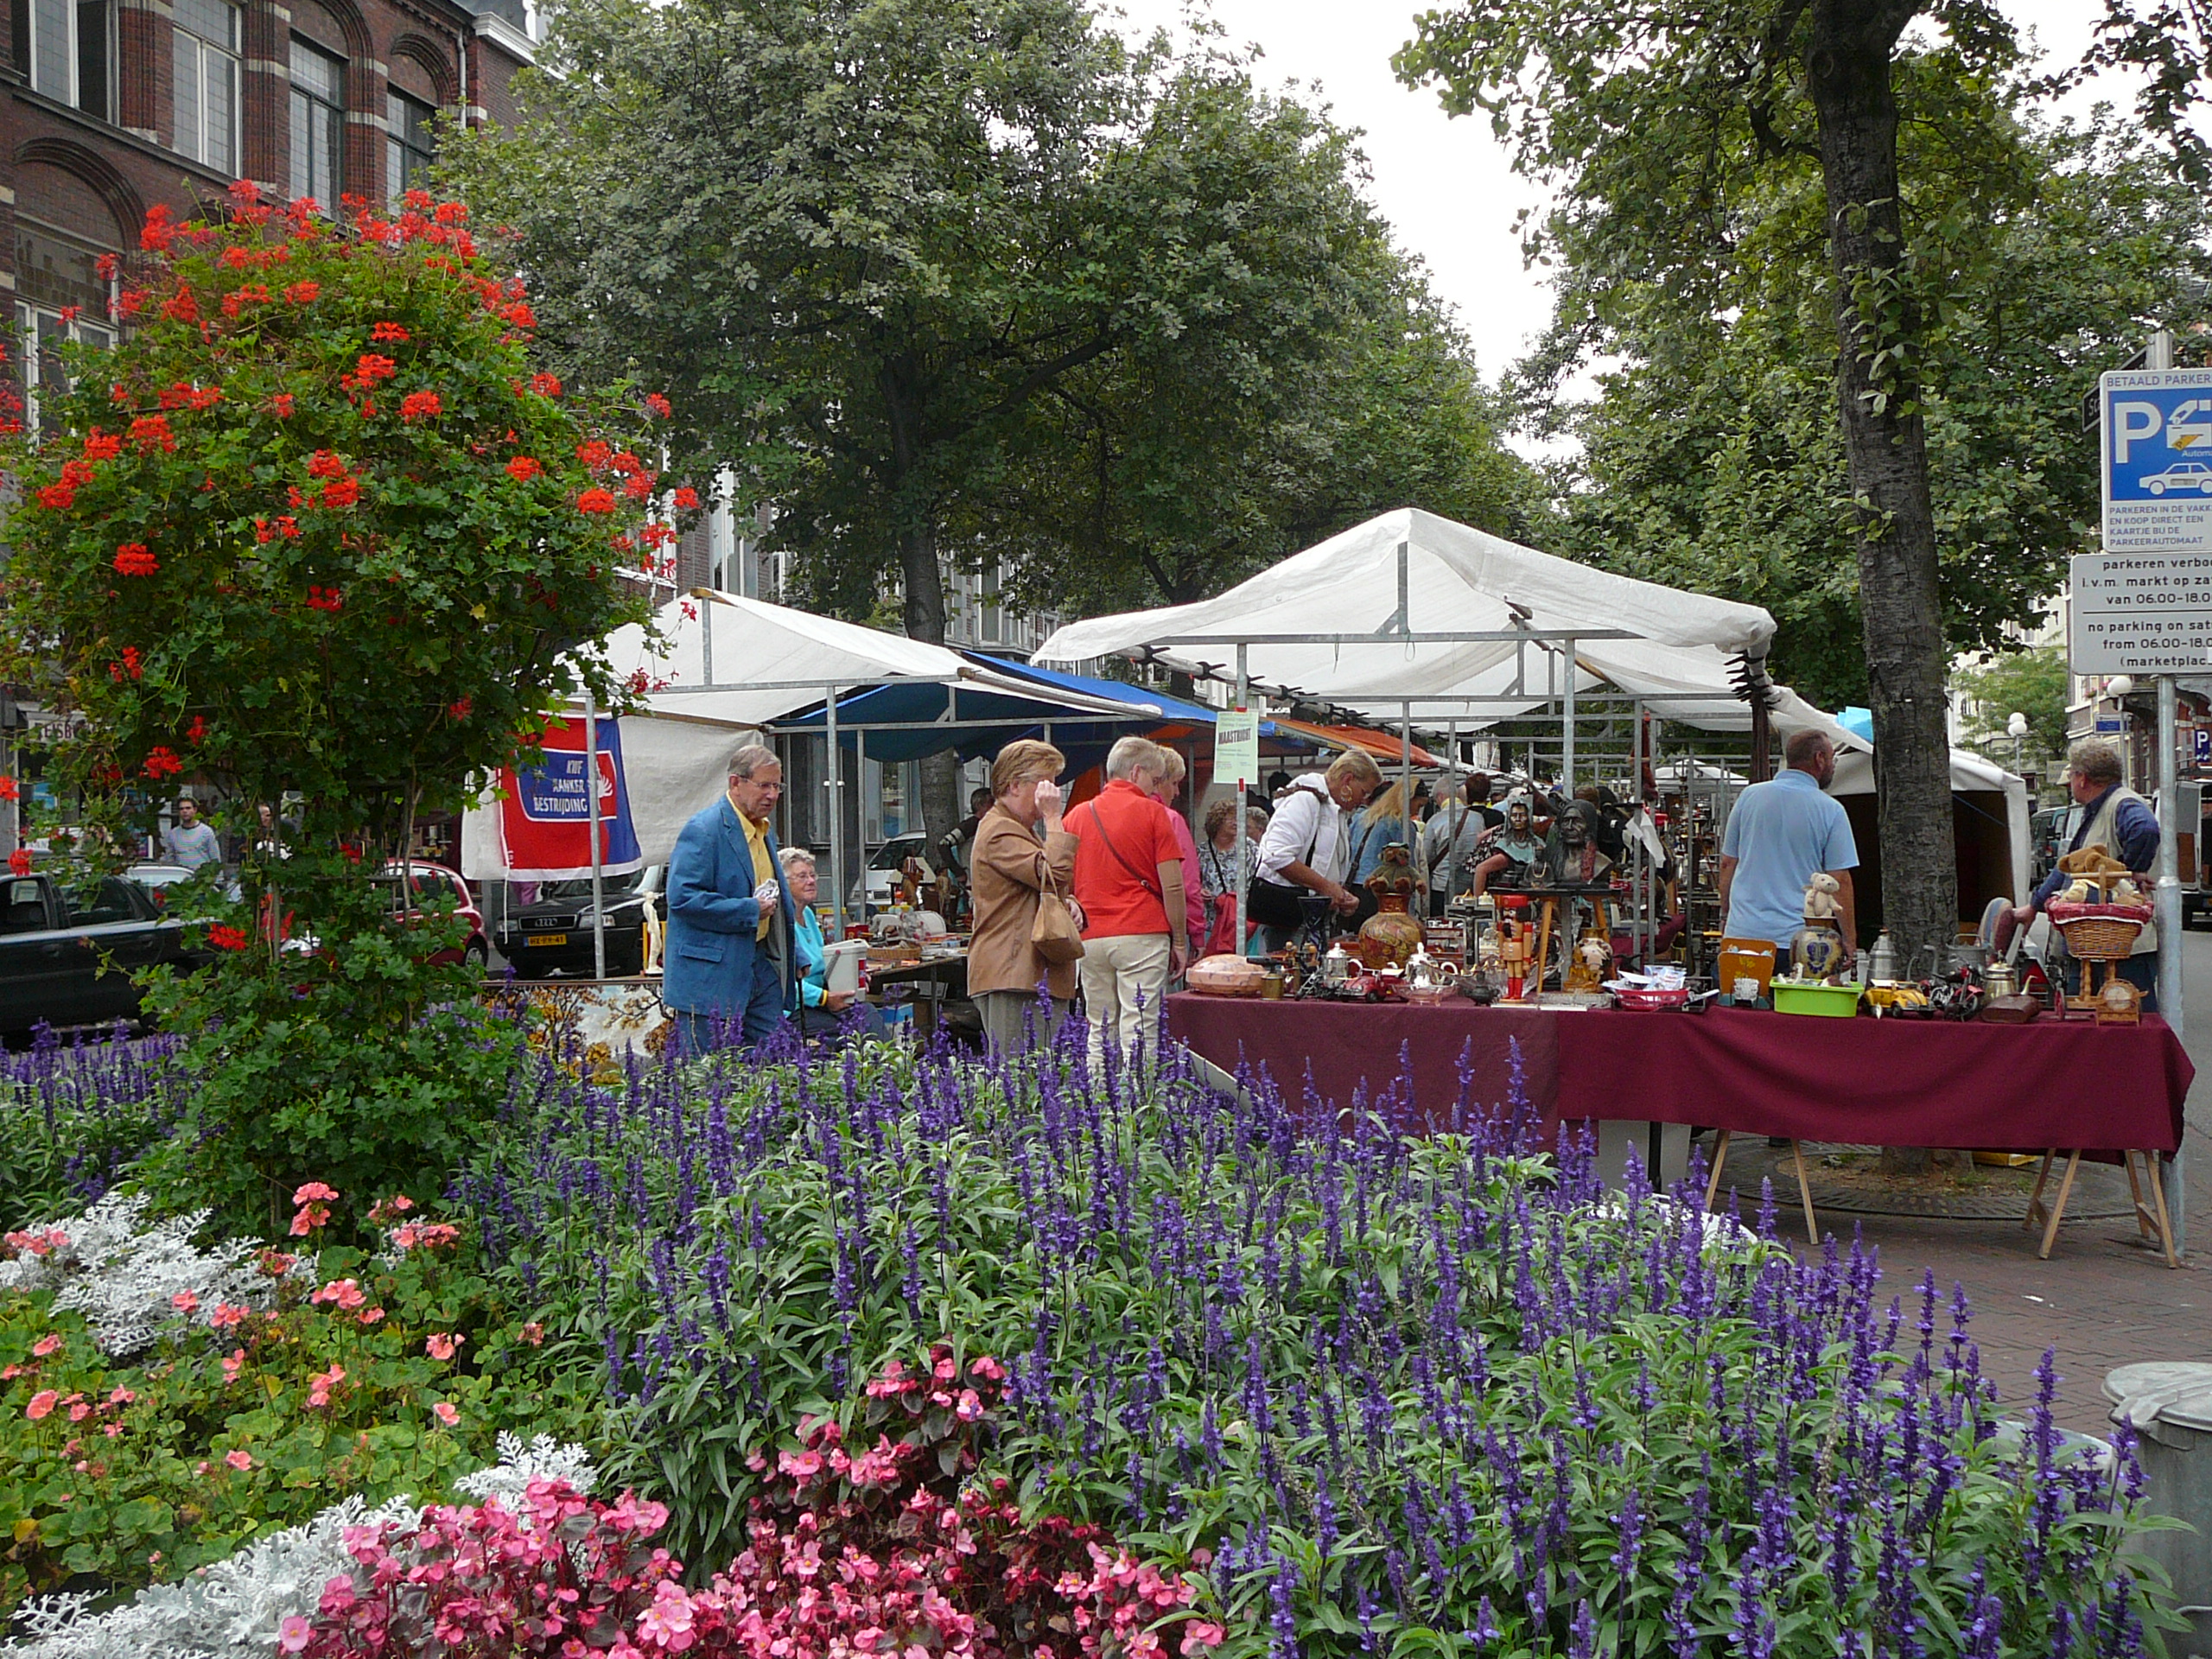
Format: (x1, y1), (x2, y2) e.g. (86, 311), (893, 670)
(980, 560), (1003, 646)
(386, 89), (436, 200)
(15, 226), (117, 436)
(29, 0), (112, 118)
(172, 0), (239, 174)
(288, 37), (346, 208)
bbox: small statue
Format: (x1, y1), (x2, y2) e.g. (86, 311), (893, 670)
(1357, 842), (1427, 967)
(1802, 872), (1841, 922)
(1564, 930), (1611, 993)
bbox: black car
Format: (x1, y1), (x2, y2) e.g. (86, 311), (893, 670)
(495, 867), (665, 979)
(0, 871), (203, 1039)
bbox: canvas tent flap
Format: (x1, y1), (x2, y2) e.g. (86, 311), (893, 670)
(1033, 509), (1777, 704)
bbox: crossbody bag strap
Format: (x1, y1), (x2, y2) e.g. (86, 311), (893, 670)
(1088, 800), (1162, 900)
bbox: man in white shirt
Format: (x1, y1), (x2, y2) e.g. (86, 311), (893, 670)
(1249, 749), (1382, 948)
(163, 797), (222, 870)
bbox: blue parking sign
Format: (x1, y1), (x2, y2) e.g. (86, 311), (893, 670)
(2104, 368), (2212, 553)
(2197, 727), (2211, 766)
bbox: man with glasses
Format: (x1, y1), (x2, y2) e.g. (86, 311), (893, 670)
(664, 744), (799, 1053)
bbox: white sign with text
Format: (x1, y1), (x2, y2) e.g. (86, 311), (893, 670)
(2069, 551), (2212, 672)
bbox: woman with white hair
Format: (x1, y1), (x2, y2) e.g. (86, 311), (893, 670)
(778, 845), (887, 1042)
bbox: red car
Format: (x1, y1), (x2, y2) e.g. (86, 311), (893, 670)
(376, 861), (490, 970)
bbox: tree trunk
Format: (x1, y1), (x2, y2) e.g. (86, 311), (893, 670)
(1807, 2), (1957, 980)
(897, 519), (963, 848)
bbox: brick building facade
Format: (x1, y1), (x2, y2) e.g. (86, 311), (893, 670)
(2, 0), (533, 398)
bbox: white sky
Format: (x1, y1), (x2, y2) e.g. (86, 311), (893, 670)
(1104, 0), (2146, 429)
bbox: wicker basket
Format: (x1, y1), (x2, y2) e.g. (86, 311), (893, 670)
(2048, 901), (2151, 961)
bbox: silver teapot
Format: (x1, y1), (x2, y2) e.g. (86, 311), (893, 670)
(1321, 940), (1356, 987)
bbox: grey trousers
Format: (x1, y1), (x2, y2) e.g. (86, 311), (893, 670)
(976, 989), (1071, 1057)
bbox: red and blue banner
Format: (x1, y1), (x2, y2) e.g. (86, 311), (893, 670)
(493, 717), (644, 880)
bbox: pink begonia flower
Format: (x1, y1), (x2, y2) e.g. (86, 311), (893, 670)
(288, 1205), (326, 1236)
(357, 1306), (385, 1325)
(31, 1333), (60, 1357)
(277, 1613), (314, 1652)
(226, 1449), (254, 1470)
(102, 1422), (122, 1438)
(107, 1387), (134, 1405)
(426, 1332), (461, 1360)
(433, 1400), (460, 1427)
(67, 1401), (91, 1422)
(25, 1389), (57, 1421)
(211, 1303), (249, 1329)
(222, 1348), (245, 1382)
(170, 1289), (200, 1314)
(968, 1355), (1005, 1381)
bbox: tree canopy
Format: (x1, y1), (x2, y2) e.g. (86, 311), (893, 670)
(443, 0), (1535, 635)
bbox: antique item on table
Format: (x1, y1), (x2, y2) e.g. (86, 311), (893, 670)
(1320, 939), (1356, 988)
(1717, 937), (1777, 1002)
(1188, 955), (1268, 997)
(1496, 914), (1534, 1004)
(1980, 993), (2039, 1024)
(2095, 976), (2145, 1026)
(1563, 931), (1611, 993)
(1801, 872), (1841, 923)
(1926, 969), (1982, 1021)
(1356, 842), (1427, 968)
(1459, 973), (1501, 1006)
(1607, 965), (1690, 1010)
(1259, 968), (1285, 1000)
(1981, 957), (2018, 1001)
(2047, 873), (2152, 1014)
(1405, 947), (1457, 1004)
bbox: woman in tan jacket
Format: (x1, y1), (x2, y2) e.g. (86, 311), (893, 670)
(968, 739), (1083, 1055)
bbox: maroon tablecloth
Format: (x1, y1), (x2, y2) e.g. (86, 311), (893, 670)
(1166, 995), (2191, 1154)
(1559, 1006), (2189, 1154)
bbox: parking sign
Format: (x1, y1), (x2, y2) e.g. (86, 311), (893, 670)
(2103, 368), (2212, 553)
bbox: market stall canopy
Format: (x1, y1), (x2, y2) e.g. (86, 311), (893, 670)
(1032, 509), (1778, 712)
(593, 591), (977, 728)
(775, 668), (1172, 764)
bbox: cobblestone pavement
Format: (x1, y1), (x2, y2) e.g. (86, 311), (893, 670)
(1732, 931), (2212, 1436)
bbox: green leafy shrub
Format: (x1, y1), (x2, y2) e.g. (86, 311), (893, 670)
(0, 1185), (598, 1613)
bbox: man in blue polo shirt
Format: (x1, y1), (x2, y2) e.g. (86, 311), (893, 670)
(1717, 729), (1859, 959)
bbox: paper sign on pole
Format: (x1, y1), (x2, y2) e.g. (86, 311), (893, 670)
(1215, 709), (1260, 786)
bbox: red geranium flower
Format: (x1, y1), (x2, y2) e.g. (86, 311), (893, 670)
(270, 393), (295, 418)
(370, 321), (410, 343)
(284, 281), (321, 304)
(206, 924), (251, 951)
(113, 543), (158, 576)
(306, 450), (349, 480)
(575, 440), (611, 469)
(529, 372), (562, 399)
(35, 484), (75, 510)
(161, 289), (200, 323)
(672, 486), (701, 510)
(575, 487), (617, 515)
(398, 391), (442, 422)
(0, 777), (17, 802)
(129, 415), (177, 454)
(82, 429), (122, 461)
(505, 456), (542, 481)
(448, 697), (472, 720)
(319, 477), (361, 508)
(143, 747), (182, 780)
(644, 392), (672, 418)
(305, 585), (344, 612)
(7, 849), (29, 876)
(188, 715), (207, 744)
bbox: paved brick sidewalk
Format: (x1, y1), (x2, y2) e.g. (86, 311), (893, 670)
(1740, 933), (2212, 1436)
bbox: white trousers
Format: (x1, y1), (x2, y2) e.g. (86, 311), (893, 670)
(1079, 932), (1170, 1065)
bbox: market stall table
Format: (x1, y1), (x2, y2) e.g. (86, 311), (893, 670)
(1165, 995), (2191, 1256)
(867, 950), (969, 1038)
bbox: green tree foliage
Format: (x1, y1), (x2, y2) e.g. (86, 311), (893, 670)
(0, 186), (662, 1230)
(1539, 114), (2212, 710)
(442, 0), (1537, 629)
(1954, 645), (2070, 770)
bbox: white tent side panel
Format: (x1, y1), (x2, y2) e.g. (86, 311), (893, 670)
(461, 716), (753, 881)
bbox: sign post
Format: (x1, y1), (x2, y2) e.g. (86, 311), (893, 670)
(2087, 330), (2190, 1253)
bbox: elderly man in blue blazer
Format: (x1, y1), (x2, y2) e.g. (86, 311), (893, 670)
(664, 743), (801, 1053)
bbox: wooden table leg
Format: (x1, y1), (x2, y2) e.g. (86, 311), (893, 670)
(2037, 1149), (2082, 1261)
(1703, 1128), (1732, 1212)
(2126, 1152), (2158, 1245)
(1789, 1140), (1819, 1246)
(1534, 899), (1556, 995)
(2024, 1150), (2056, 1235)
(2145, 1151), (2183, 1270)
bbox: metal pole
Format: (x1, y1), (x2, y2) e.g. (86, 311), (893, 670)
(2147, 323), (2188, 1255)
(583, 691), (607, 981)
(824, 686), (844, 938)
(1562, 637), (1577, 794)
(700, 592), (714, 688)
(1400, 698), (1413, 858)
(1235, 645), (1249, 951)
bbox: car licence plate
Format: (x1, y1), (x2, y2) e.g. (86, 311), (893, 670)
(526, 932), (569, 947)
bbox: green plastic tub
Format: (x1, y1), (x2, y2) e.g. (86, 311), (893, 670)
(1770, 981), (1861, 1018)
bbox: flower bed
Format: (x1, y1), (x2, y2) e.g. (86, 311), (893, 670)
(0, 1029), (188, 1231)
(454, 1038), (2171, 1656)
(0, 1033), (2176, 1657)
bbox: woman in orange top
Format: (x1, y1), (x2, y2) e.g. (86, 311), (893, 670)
(967, 739), (1084, 1056)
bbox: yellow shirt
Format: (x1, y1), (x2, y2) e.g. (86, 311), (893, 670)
(739, 808), (775, 940)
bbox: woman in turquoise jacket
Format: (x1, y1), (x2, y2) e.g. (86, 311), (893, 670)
(778, 847), (887, 1042)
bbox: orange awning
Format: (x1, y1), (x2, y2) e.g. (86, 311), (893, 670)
(1270, 717), (1440, 768)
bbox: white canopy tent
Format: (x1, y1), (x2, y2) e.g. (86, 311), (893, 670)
(1035, 505), (2033, 918)
(464, 591), (1154, 952)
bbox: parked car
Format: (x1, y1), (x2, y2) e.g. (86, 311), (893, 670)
(496, 867), (665, 979)
(0, 870), (203, 1039)
(373, 861), (489, 970)
(126, 861), (243, 908)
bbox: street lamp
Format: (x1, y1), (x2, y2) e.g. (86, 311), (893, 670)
(2005, 710), (2028, 778)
